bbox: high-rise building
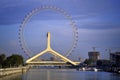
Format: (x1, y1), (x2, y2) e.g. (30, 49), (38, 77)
(110, 52), (120, 66)
(88, 52), (100, 62)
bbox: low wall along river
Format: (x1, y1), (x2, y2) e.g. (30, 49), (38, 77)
(0, 67), (28, 77)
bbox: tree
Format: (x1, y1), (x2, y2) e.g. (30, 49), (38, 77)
(0, 54), (6, 67)
(8, 54), (24, 67)
(2, 54), (24, 68)
(84, 59), (93, 66)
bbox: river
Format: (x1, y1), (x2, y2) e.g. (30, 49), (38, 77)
(0, 69), (120, 80)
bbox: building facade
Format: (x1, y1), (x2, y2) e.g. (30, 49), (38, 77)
(110, 52), (120, 66)
(88, 52), (100, 62)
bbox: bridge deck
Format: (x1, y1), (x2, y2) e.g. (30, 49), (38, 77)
(27, 61), (80, 66)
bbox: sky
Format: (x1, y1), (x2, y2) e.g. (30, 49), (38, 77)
(0, 0), (120, 61)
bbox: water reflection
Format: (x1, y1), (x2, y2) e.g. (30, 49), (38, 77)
(0, 69), (120, 80)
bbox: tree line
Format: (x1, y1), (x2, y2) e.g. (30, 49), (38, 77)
(0, 54), (24, 68)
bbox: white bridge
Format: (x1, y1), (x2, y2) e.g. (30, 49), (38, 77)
(26, 32), (80, 66)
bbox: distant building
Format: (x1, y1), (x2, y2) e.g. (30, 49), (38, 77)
(110, 52), (120, 66)
(50, 57), (55, 61)
(88, 52), (100, 62)
(97, 59), (111, 67)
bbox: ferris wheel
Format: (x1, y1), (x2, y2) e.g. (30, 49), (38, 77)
(18, 6), (78, 58)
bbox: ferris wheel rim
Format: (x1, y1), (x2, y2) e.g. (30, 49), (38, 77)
(18, 5), (78, 58)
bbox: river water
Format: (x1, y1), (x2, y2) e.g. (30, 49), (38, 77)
(0, 69), (120, 80)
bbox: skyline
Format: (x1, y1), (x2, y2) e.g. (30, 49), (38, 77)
(0, 0), (120, 60)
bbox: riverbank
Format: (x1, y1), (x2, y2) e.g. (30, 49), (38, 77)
(0, 67), (28, 77)
(2, 69), (119, 80)
(79, 67), (120, 74)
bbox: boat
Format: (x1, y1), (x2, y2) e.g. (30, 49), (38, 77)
(93, 68), (98, 72)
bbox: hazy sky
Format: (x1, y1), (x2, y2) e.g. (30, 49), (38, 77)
(0, 0), (120, 61)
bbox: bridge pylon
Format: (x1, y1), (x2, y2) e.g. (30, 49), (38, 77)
(26, 32), (80, 66)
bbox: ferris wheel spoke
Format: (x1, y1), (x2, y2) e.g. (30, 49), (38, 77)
(18, 6), (78, 58)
